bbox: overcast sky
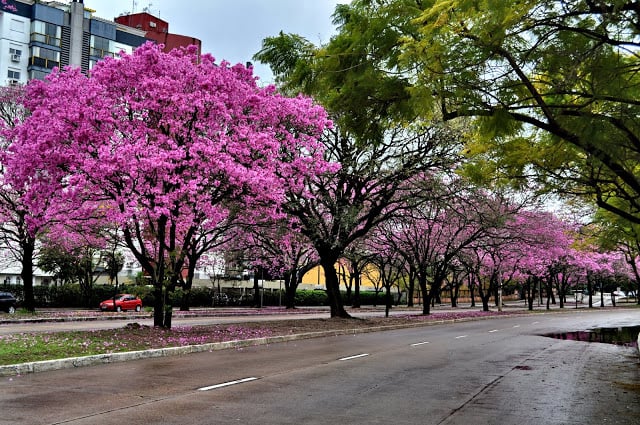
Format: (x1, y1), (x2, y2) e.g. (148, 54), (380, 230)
(83, 0), (350, 85)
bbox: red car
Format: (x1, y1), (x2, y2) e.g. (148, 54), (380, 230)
(100, 294), (143, 312)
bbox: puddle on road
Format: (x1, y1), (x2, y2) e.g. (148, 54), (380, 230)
(542, 325), (640, 348)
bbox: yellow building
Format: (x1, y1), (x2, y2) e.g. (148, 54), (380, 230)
(301, 264), (381, 291)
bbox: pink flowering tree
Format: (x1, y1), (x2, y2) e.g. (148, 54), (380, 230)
(7, 43), (332, 327)
(0, 85), (63, 311)
(376, 178), (510, 314)
(230, 212), (319, 309)
(364, 230), (408, 317)
(505, 210), (575, 310)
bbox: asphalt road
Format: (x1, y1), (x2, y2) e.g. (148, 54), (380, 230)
(1, 309), (639, 425)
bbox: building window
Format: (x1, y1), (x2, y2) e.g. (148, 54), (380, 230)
(10, 19), (24, 33)
(7, 70), (20, 81)
(29, 70), (49, 80)
(10, 48), (22, 57)
(30, 46), (60, 70)
(30, 20), (61, 47)
(90, 35), (114, 59)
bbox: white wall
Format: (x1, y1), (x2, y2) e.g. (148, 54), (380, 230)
(0, 11), (29, 85)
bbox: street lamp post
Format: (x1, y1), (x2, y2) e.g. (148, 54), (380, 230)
(497, 271), (503, 312)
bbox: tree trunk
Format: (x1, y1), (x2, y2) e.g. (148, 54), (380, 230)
(253, 268), (262, 308)
(558, 282), (565, 309)
(352, 265), (361, 308)
(407, 280), (415, 307)
(283, 268), (303, 309)
(321, 258), (350, 318)
(545, 279), (552, 310)
(343, 267), (352, 305)
(450, 284), (459, 308)
(180, 260), (197, 311)
(20, 237), (36, 312)
(419, 280), (431, 315)
(468, 275), (476, 307)
(384, 286), (392, 317)
(525, 278), (534, 311)
(153, 282), (164, 327)
(285, 281), (297, 309)
(476, 277), (490, 312)
(407, 266), (416, 308)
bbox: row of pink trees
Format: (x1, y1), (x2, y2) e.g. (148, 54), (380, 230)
(359, 185), (638, 313)
(3, 43), (334, 327)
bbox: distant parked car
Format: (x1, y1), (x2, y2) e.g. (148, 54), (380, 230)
(0, 291), (17, 314)
(100, 294), (142, 312)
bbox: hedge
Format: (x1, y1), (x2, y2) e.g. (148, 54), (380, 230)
(0, 284), (392, 309)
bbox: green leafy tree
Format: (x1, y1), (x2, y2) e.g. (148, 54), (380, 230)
(401, 0), (640, 223)
(38, 243), (102, 308)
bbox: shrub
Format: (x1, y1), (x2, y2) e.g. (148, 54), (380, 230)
(356, 290), (387, 306)
(295, 289), (328, 306)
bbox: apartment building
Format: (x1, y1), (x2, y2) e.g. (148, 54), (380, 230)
(0, 0), (200, 86)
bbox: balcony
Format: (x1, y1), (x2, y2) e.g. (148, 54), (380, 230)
(30, 33), (61, 48)
(29, 56), (60, 70)
(89, 47), (115, 59)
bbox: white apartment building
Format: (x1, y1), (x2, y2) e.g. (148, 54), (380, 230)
(0, 0), (148, 86)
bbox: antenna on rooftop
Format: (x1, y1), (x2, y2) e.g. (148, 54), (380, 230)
(131, 0), (138, 13)
(142, 1), (156, 15)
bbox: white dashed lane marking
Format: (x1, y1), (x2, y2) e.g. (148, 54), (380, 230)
(411, 341), (430, 347)
(339, 353), (370, 361)
(198, 377), (258, 391)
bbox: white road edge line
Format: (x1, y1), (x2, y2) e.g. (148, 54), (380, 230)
(339, 353), (370, 361)
(411, 341), (430, 346)
(198, 377), (258, 391)
(488, 329), (499, 333)
(455, 335), (468, 339)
